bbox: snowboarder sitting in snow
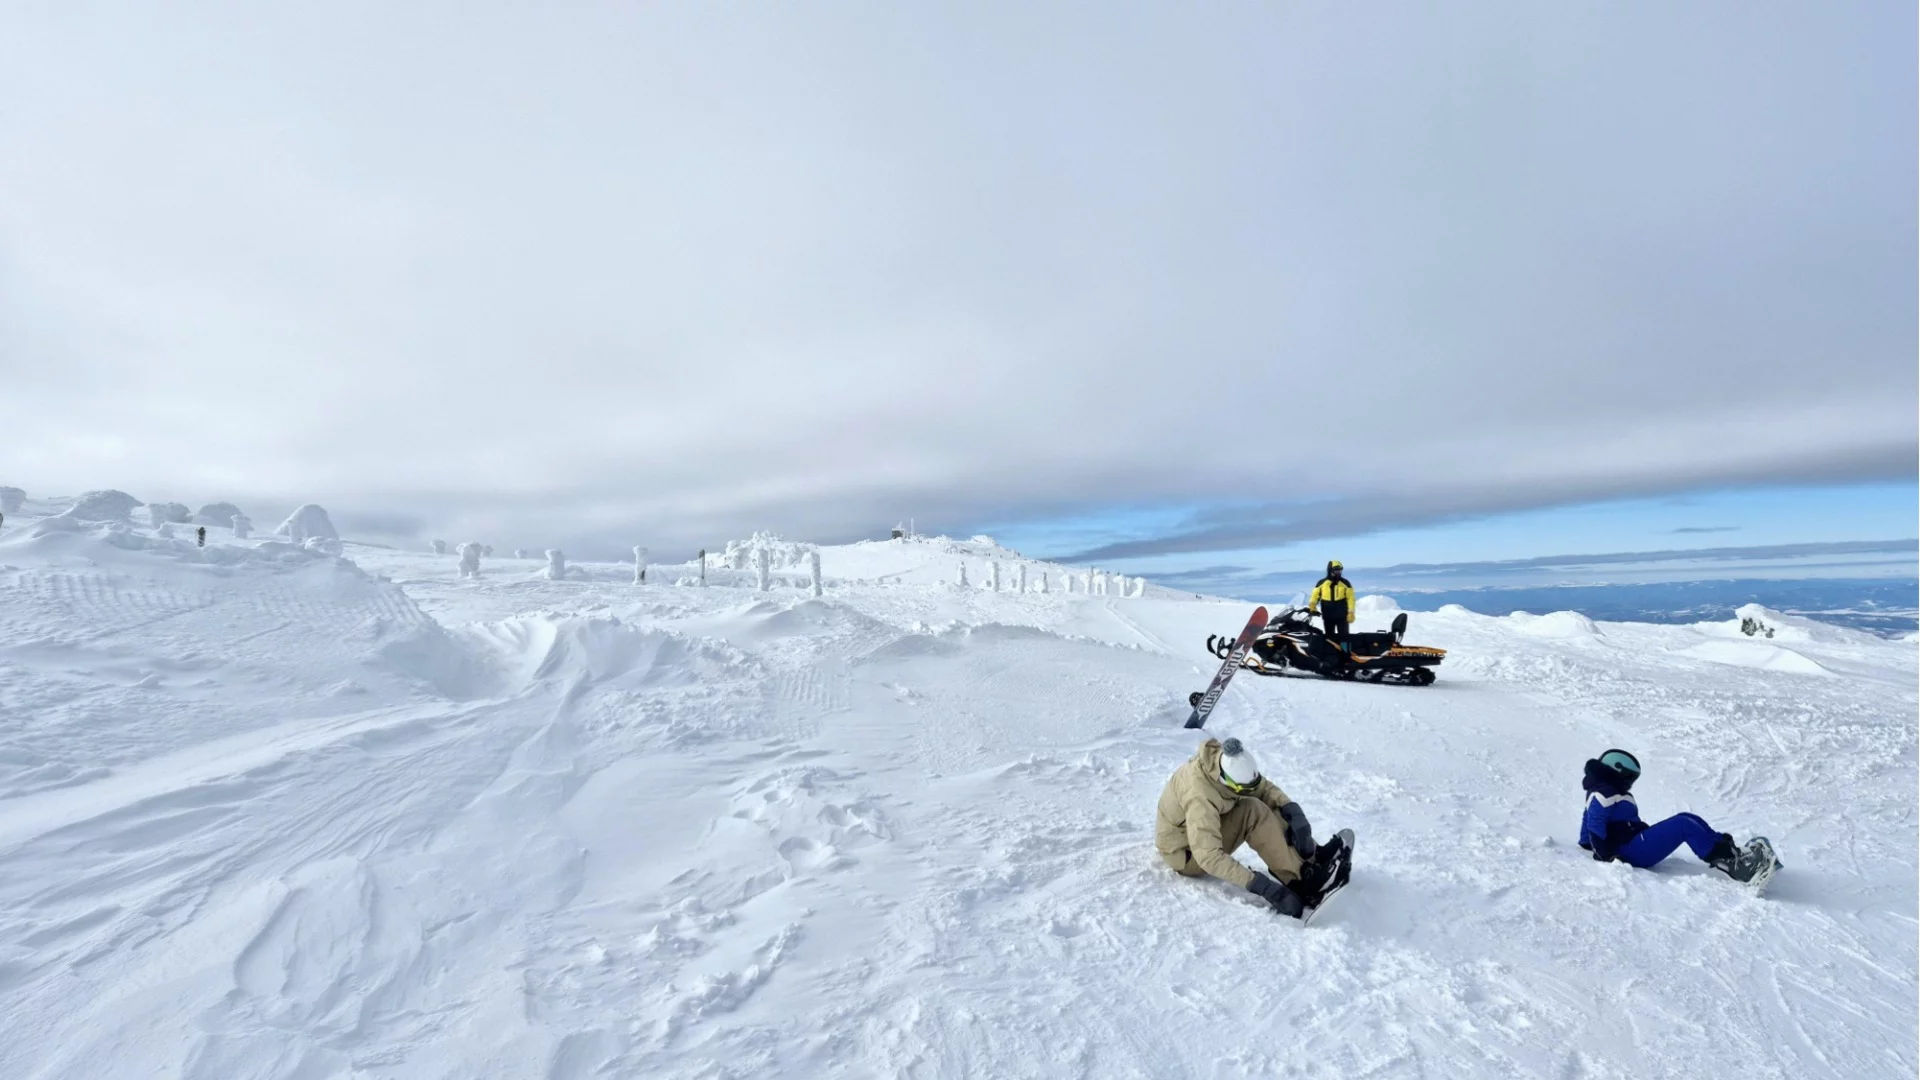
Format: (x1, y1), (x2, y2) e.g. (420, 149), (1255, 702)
(1579, 749), (1773, 882)
(1156, 737), (1346, 918)
(1309, 561), (1354, 645)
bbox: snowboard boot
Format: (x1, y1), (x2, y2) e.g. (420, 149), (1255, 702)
(1705, 833), (1743, 879)
(1734, 840), (1780, 882)
(1297, 833), (1350, 905)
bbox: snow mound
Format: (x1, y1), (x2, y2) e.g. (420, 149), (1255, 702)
(1507, 610), (1603, 639)
(1677, 639), (1832, 676)
(1356, 594), (1402, 614)
(55, 489), (143, 523)
(146, 502), (191, 524)
(277, 504), (340, 545)
(195, 502), (245, 527)
(1720, 603), (1879, 646)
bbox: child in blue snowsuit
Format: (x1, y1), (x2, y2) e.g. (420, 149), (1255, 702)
(1579, 749), (1755, 878)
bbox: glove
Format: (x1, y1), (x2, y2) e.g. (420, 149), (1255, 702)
(1246, 872), (1304, 918)
(1278, 802), (1316, 859)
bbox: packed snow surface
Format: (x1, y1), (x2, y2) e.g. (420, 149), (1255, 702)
(0, 521), (1912, 1079)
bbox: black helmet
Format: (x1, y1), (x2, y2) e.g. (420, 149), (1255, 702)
(1597, 748), (1641, 787)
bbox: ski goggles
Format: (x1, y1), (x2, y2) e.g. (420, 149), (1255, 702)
(1219, 770), (1261, 796)
(1598, 749), (1641, 776)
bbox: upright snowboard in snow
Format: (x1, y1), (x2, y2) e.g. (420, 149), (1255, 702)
(1185, 606), (1269, 729)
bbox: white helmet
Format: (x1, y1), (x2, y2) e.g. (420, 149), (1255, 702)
(1218, 737), (1262, 794)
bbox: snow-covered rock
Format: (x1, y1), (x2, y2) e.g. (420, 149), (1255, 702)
(147, 502), (191, 526)
(1723, 603), (1878, 646)
(276, 504), (339, 544)
(1507, 610), (1603, 639)
(57, 489), (143, 523)
(194, 502), (244, 527)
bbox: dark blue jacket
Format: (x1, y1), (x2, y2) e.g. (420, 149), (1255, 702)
(1579, 759), (1648, 861)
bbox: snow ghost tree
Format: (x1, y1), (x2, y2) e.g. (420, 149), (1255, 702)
(457, 542), (482, 579)
(633, 546), (648, 585)
(230, 513), (252, 539)
(276, 505), (339, 546)
(756, 548), (772, 592)
(957, 563), (969, 588)
(1016, 564), (1028, 593)
(989, 562), (1001, 592)
(545, 550), (566, 581)
(482, 545), (494, 557)
(431, 539), (448, 556)
(0, 487), (23, 514)
(809, 549), (823, 597)
(148, 502), (191, 526)
(1038, 571), (1049, 594)
(195, 502), (244, 528)
(514, 549), (528, 559)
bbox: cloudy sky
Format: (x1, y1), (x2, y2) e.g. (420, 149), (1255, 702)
(2, 3), (1913, 569)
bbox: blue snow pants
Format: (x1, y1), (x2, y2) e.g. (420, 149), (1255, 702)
(1616, 812), (1720, 869)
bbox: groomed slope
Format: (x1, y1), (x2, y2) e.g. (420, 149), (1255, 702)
(0, 521), (1912, 1079)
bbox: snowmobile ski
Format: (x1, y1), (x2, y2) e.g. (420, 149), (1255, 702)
(1184, 606), (1268, 729)
(1302, 829), (1356, 926)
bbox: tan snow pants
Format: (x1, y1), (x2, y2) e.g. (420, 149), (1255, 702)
(1160, 797), (1306, 884)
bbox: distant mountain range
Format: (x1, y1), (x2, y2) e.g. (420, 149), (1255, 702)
(1386, 578), (1917, 636)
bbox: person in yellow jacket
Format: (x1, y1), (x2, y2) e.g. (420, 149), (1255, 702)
(1309, 560), (1356, 643)
(1155, 737), (1346, 919)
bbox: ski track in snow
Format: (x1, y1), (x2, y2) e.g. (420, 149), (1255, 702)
(0, 526), (1912, 1078)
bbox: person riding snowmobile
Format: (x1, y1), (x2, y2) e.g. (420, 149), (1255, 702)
(1309, 561), (1355, 643)
(1579, 749), (1774, 881)
(1155, 737), (1346, 918)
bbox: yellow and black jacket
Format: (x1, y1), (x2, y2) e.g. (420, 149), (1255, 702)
(1310, 577), (1355, 618)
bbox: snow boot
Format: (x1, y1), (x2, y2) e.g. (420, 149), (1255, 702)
(1298, 832), (1349, 903)
(1705, 833), (1743, 879)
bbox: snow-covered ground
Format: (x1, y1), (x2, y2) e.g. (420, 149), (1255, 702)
(0, 502), (1913, 1079)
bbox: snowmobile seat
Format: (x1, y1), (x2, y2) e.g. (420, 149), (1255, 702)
(1343, 631), (1399, 656)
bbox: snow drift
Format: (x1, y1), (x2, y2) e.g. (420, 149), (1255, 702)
(0, 507), (1909, 1080)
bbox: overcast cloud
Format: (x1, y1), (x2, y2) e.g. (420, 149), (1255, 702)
(1, 3), (1912, 559)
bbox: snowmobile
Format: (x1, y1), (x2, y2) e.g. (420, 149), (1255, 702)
(1205, 606), (1446, 686)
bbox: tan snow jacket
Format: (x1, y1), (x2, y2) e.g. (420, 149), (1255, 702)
(1154, 738), (1293, 888)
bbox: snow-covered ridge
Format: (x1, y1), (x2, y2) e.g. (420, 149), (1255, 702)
(0, 500), (1911, 1078)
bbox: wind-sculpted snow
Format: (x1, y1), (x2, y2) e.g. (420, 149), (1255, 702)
(0, 514), (1911, 1078)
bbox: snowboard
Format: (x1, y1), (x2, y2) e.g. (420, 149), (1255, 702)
(1302, 829), (1356, 926)
(1743, 836), (1781, 895)
(1184, 606), (1269, 729)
